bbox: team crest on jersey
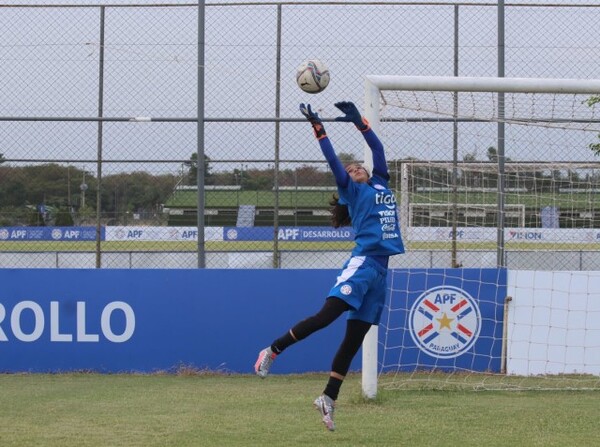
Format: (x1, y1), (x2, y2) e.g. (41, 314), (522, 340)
(340, 284), (352, 295)
(408, 286), (481, 359)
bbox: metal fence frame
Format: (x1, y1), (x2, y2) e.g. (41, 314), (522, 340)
(1, 1), (599, 268)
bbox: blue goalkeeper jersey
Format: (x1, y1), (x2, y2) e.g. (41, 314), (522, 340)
(338, 173), (405, 257)
(318, 128), (405, 258)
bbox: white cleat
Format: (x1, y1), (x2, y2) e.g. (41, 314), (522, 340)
(254, 347), (277, 378)
(313, 394), (336, 431)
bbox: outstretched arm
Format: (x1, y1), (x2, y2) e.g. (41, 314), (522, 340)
(299, 103), (349, 188)
(334, 101), (388, 179)
(362, 129), (388, 179)
(318, 138), (350, 188)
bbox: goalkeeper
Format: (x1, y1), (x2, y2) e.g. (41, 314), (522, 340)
(254, 101), (405, 431)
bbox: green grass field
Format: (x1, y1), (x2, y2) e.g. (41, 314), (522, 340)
(170, 189), (600, 209)
(2, 240), (600, 253)
(1, 372), (599, 447)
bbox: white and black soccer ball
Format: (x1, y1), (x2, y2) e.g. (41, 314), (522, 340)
(296, 59), (330, 94)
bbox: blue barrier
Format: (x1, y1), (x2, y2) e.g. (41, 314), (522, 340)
(0, 268), (506, 374)
(223, 226), (354, 241)
(0, 269), (348, 373)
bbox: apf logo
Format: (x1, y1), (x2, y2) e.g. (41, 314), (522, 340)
(408, 286), (481, 359)
(448, 230), (465, 239)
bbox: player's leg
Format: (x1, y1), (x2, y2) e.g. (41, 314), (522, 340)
(314, 319), (372, 431)
(325, 319), (372, 399)
(315, 261), (386, 430)
(320, 260), (385, 396)
(254, 297), (350, 377)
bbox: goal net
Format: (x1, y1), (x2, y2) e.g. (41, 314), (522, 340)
(361, 76), (600, 396)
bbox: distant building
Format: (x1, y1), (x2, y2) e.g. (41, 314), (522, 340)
(163, 185), (337, 227)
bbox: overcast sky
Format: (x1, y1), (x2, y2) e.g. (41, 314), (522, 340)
(1, 0), (599, 175)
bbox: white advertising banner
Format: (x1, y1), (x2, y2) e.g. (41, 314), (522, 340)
(103, 226), (600, 244)
(408, 227), (600, 243)
(105, 226), (223, 242)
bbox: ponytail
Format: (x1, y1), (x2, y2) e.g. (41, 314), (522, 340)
(329, 193), (351, 228)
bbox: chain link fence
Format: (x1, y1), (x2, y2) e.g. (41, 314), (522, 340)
(1, 1), (599, 269)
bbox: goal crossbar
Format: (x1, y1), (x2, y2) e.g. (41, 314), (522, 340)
(365, 75), (600, 94)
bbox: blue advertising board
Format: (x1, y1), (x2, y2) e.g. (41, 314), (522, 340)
(0, 269), (348, 373)
(223, 226), (354, 241)
(0, 268), (506, 374)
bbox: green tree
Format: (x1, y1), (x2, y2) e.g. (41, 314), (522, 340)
(486, 146), (512, 163)
(22, 164), (73, 206)
(461, 151), (483, 188)
(101, 171), (177, 224)
(54, 207), (74, 226)
(337, 152), (358, 165)
(0, 167), (27, 207)
(242, 167), (273, 190)
(27, 206), (46, 226)
(184, 153), (213, 185)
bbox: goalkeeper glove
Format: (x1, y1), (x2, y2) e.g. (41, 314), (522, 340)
(299, 103), (327, 140)
(334, 101), (370, 131)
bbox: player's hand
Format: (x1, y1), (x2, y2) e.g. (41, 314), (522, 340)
(300, 103), (327, 140)
(334, 101), (370, 131)
(300, 103), (322, 124)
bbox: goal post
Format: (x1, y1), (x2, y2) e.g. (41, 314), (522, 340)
(361, 75), (600, 398)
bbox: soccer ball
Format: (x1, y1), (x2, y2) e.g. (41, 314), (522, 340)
(296, 59), (330, 94)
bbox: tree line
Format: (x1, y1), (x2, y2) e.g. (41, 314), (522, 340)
(1, 149), (599, 226)
(0, 163), (179, 226)
(0, 152), (349, 226)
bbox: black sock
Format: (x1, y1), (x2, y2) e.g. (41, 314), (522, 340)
(323, 376), (344, 401)
(271, 331), (296, 354)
